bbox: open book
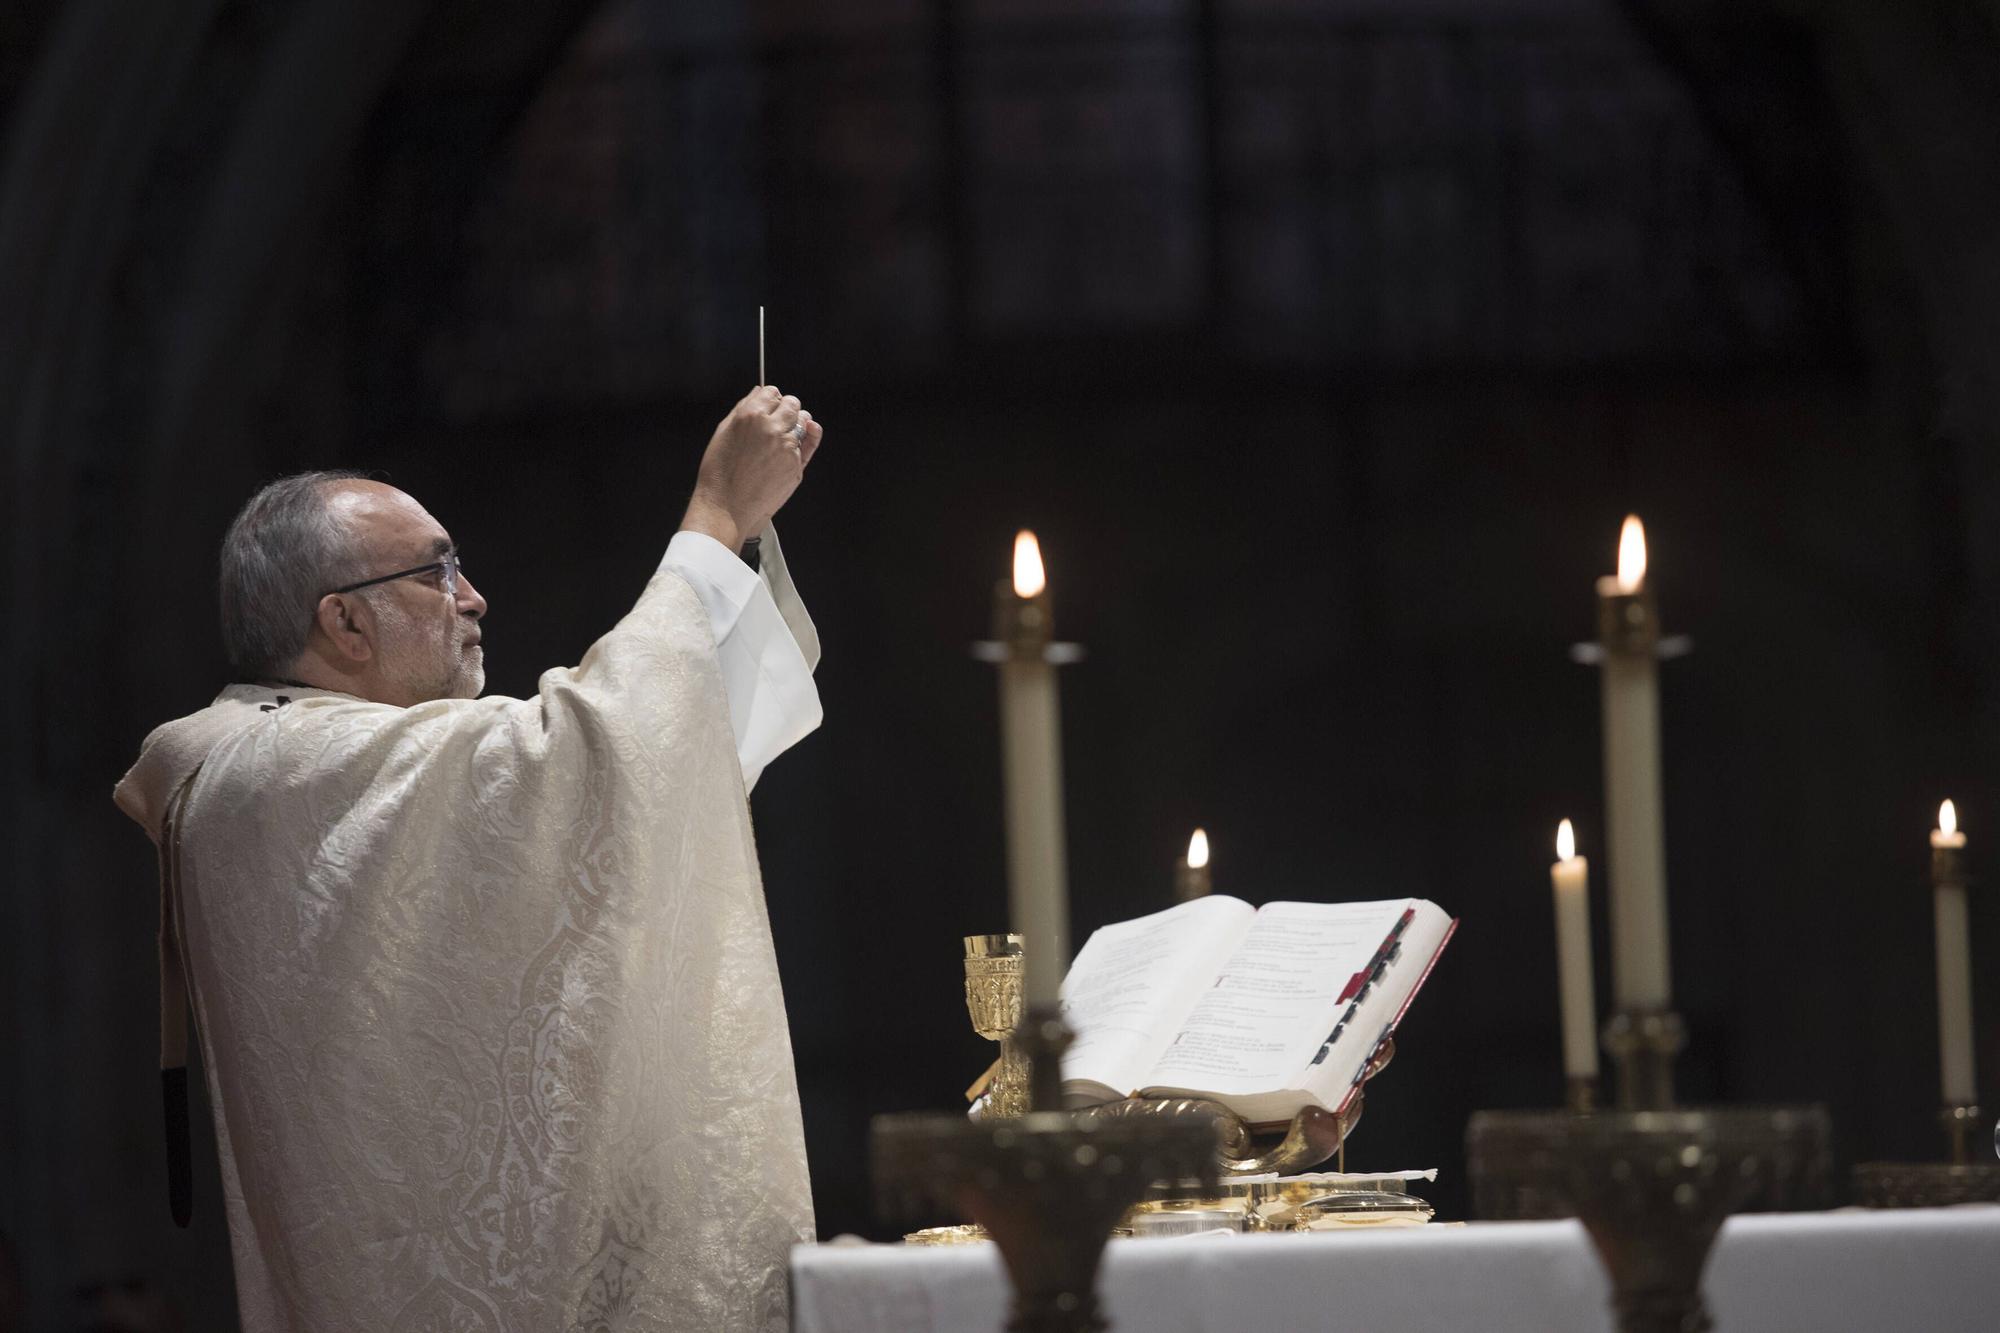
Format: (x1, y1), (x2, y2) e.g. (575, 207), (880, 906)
(1059, 895), (1456, 1126)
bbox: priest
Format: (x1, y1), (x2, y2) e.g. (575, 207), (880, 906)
(115, 386), (826, 1332)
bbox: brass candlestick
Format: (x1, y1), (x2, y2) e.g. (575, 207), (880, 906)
(964, 933), (1030, 1119)
(1604, 1007), (1685, 1111)
(887, 535), (1220, 1328)
(875, 1007), (1219, 1333)
(1468, 1009), (1833, 1332)
(1944, 1101), (1985, 1164)
(1566, 1107), (1829, 1333)
(1473, 525), (1837, 1327)
(1851, 1103), (2000, 1208)
(1848, 829), (2000, 1206)
(1468, 1105), (1833, 1328)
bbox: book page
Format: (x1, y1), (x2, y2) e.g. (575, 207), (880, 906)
(1059, 895), (1255, 1098)
(1298, 900), (1455, 1108)
(1140, 899), (1414, 1097)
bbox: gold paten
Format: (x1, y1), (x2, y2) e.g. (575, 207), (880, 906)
(903, 1223), (990, 1245)
(1126, 1171), (1435, 1232)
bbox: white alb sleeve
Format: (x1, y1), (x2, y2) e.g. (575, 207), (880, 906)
(661, 527), (823, 792)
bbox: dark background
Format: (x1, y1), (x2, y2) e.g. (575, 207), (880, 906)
(4, 0), (1999, 1327)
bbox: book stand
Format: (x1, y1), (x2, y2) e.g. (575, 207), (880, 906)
(1072, 1036), (1395, 1176)
(963, 931), (1401, 1178)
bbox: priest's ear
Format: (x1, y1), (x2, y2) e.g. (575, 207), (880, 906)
(313, 592), (376, 663)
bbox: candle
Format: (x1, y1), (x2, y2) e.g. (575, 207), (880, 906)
(1175, 828), (1212, 902)
(1551, 819), (1600, 1084)
(1596, 515), (1672, 1010)
(1932, 799), (1976, 1107)
(993, 531), (1071, 1008)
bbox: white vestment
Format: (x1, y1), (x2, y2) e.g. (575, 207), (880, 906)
(115, 529), (822, 1333)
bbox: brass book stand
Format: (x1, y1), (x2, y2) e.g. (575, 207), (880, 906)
(874, 933), (1395, 1332)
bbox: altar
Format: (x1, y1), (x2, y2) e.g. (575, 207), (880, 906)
(845, 520), (2000, 1333)
(791, 1207), (2000, 1333)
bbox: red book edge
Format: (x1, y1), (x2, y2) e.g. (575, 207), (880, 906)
(1251, 914), (1461, 1131)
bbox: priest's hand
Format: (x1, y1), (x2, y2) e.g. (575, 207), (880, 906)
(682, 385), (824, 550)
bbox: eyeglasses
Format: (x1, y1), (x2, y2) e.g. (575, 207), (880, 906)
(329, 549), (463, 600)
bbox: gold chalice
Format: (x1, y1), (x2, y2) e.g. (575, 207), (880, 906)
(962, 933), (1029, 1119)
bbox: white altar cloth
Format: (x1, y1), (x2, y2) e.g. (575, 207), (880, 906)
(792, 1207), (2000, 1332)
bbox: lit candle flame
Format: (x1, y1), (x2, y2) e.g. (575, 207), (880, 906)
(1556, 818), (1576, 862)
(1616, 515), (1647, 593)
(1940, 799), (1958, 839)
(1012, 530), (1046, 598)
(1187, 828), (1210, 869)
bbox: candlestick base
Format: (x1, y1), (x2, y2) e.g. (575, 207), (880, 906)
(1851, 1159), (2000, 1208)
(1468, 1105), (1832, 1331)
(1850, 1105), (2000, 1208)
(875, 1008), (1220, 1333)
(1603, 1008), (1684, 1111)
(874, 1108), (1220, 1331)
(1566, 1075), (1600, 1115)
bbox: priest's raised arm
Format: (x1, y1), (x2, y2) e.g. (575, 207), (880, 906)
(113, 386), (827, 1333)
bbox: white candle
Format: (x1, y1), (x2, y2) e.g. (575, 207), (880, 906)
(996, 531), (1070, 1008)
(1552, 819), (1599, 1081)
(1598, 515), (1672, 1010)
(1932, 799), (1976, 1107)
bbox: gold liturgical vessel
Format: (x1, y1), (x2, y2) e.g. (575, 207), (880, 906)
(963, 934), (1031, 1119)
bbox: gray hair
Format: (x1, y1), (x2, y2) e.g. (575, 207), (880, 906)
(219, 470), (369, 677)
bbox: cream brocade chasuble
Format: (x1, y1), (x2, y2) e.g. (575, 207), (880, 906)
(115, 532), (822, 1332)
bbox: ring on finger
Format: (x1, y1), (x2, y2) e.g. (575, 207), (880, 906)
(789, 422), (807, 444)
